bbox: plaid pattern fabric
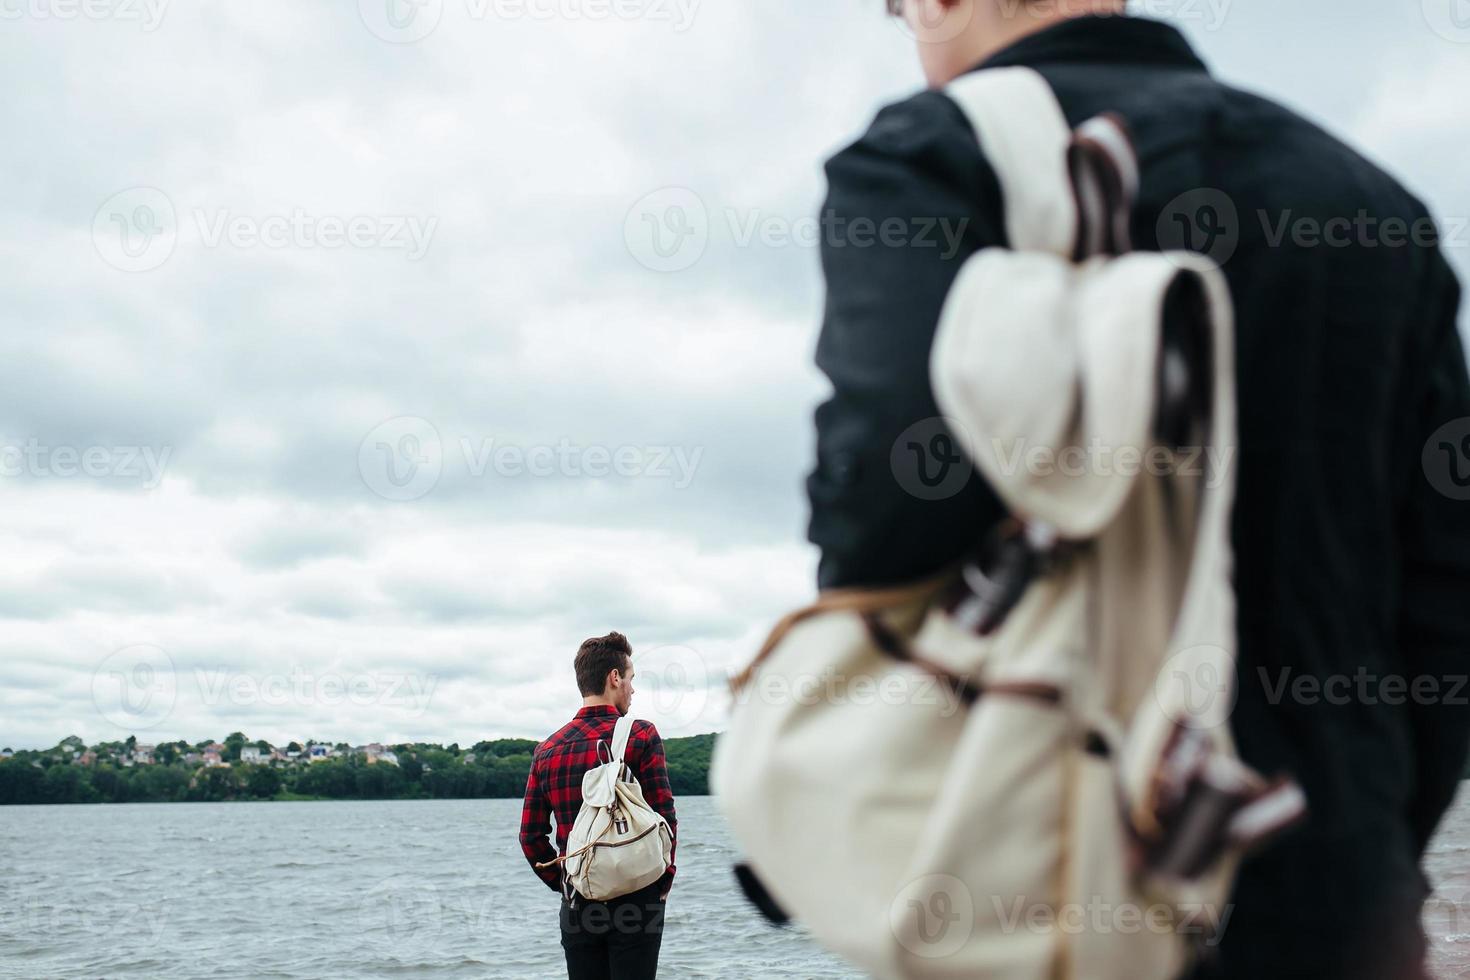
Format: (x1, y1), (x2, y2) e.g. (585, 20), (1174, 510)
(520, 704), (678, 894)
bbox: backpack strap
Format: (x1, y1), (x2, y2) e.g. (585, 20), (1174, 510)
(944, 67), (1077, 257)
(608, 712), (636, 766)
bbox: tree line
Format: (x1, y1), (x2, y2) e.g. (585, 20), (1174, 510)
(0, 733), (715, 805)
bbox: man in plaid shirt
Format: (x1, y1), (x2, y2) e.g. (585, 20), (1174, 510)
(520, 631), (678, 980)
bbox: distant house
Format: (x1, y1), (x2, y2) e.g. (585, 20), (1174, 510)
(183, 752), (200, 764)
(361, 743), (401, 766)
(360, 743), (400, 766)
(463, 753), (476, 764)
(133, 745), (155, 765)
(308, 745), (331, 762)
(240, 746), (263, 764)
(79, 751), (97, 766)
(0, 749), (12, 760)
(202, 749), (224, 767)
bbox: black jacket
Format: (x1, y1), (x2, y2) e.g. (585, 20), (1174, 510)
(806, 15), (1470, 979)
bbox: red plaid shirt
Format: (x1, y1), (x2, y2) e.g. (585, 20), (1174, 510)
(520, 704), (678, 894)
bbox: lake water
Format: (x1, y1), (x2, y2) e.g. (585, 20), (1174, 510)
(1, 791), (1468, 979)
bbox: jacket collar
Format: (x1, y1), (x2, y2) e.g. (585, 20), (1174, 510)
(575, 703), (620, 719)
(975, 14), (1208, 74)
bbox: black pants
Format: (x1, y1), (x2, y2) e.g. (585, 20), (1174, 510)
(559, 881), (665, 980)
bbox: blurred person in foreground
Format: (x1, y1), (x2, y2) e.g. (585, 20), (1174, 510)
(806, 1), (1470, 977)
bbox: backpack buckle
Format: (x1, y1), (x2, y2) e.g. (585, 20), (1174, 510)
(944, 519), (1075, 636)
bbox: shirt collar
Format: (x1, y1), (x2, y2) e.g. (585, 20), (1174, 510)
(974, 14), (1208, 74)
(575, 704), (620, 719)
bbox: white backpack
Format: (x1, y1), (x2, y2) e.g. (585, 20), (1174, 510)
(541, 713), (674, 903)
(711, 68), (1305, 980)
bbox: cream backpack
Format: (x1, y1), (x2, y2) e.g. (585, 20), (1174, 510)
(711, 68), (1305, 980)
(541, 713), (674, 903)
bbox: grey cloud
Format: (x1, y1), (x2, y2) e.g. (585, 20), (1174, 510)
(234, 523), (369, 570)
(0, 561), (217, 621)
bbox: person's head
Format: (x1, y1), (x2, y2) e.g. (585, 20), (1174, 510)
(574, 631), (636, 713)
(888, 0), (1126, 87)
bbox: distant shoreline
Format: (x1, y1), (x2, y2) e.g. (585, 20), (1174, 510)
(0, 733), (715, 805)
(0, 792), (716, 807)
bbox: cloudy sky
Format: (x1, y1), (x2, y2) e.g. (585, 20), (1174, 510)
(1, 0), (1466, 750)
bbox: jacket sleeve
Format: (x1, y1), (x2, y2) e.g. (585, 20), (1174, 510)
(519, 750), (562, 892)
(1397, 249), (1470, 854)
(630, 721), (677, 893)
(807, 90), (1008, 590)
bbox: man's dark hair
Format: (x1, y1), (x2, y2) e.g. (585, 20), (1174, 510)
(574, 631), (632, 696)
